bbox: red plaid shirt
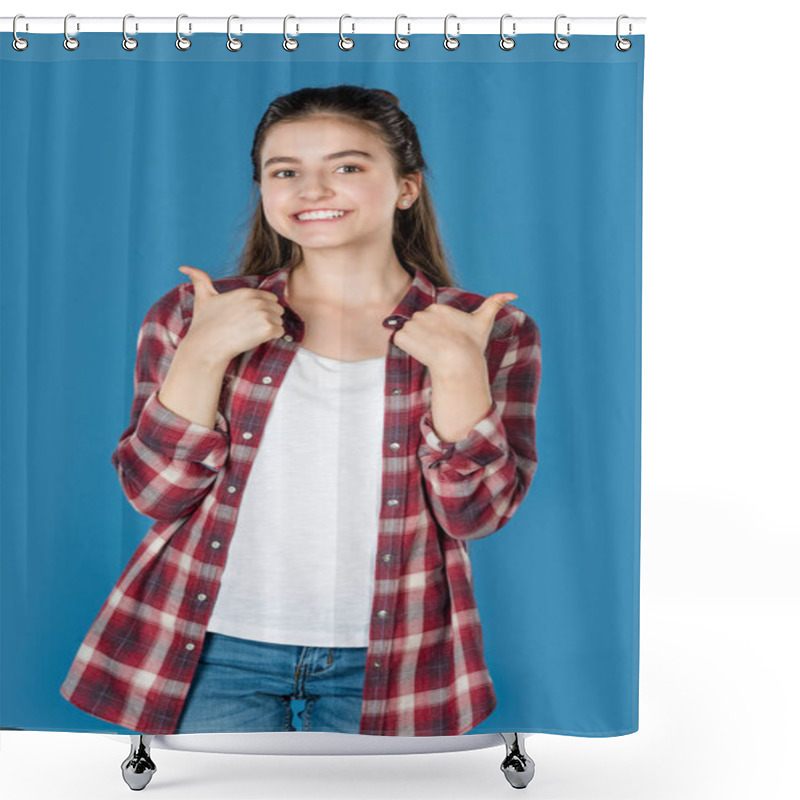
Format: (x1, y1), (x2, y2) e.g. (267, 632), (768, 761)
(59, 264), (541, 736)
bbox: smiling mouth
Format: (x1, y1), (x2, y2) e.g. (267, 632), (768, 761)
(292, 210), (352, 222)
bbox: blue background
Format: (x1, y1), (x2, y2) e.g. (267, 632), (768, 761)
(0, 32), (644, 735)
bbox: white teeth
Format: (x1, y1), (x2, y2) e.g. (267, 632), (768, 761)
(296, 210), (347, 220)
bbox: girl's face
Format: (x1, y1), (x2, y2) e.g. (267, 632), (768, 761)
(258, 114), (415, 252)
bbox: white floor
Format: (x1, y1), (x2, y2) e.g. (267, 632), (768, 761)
(2, 598), (797, 800)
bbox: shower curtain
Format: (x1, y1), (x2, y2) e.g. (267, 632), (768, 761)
(0, 26), (644, 738)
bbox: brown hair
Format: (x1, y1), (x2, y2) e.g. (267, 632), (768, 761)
(225, 85), (458, 288)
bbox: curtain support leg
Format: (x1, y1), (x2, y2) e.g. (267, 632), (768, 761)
(121, 734), (157, 790)
(499, 732), (536, 789)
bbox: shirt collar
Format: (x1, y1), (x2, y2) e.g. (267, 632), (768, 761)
(257, 263), (438, 333)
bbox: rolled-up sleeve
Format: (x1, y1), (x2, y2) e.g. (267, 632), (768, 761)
(136, 390), (229, 471)
(111, 285), (230, 520)
(418, 310), (541, 540)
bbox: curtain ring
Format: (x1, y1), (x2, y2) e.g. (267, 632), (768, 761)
(553, 14), (570, 51)
(339, 15), (355, 50)
(283, 15), (299, 51)
(499, 14), (516, 51)
(122, 15), (138, 51)
(443, 14), (460, 51)
(176, 14), (191, 51)
(64, 13), (79, 51)
(394, 15), (410, 50)
(615, 15), (632, 52)
(227, 15), (243, 51)
(12, 14), (28, 52)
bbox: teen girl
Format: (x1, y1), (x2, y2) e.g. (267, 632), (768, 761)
(60, 85), (541, 737)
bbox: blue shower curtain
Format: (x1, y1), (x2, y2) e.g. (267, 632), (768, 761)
(0, 31), (644, 736)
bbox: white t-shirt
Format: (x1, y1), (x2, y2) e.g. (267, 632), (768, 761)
(206, 347), (386, 648)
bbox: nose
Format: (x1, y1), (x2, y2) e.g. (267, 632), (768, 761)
(298, 171), (334, 198)
(300, 186), (333, 201)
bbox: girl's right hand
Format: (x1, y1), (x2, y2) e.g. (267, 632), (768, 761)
(177, 266), (286, 363)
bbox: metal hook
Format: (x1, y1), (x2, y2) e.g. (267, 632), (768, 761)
(394, 14), (410, 51)
(122, 14), (138, 51)
(339, 14), (355, 50)
(64, 13), (79, 51)
(227, 15), (243, 51)
(12, 14), (29, 52)
(176, 13), (191, 51)
(553, 14), (570, 51)
(283, 15), (299, 51)
(499, 14), (516, 51)
(443, 14), (460, 51)
(615, 14), (632, 51)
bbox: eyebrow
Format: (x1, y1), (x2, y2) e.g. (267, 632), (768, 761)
(262, 150), (375, 169)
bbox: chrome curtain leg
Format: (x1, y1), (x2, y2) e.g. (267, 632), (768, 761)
(121, 734), (157, 790)
(499, 732), (535, 789)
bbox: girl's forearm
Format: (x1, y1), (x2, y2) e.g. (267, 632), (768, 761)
(157, 337), (230, 430)
(428, 357), (493, 443)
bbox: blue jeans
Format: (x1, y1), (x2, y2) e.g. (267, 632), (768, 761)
(170, 632), (369, 733)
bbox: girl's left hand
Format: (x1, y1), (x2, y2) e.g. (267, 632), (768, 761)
(393, 293), (519, 374)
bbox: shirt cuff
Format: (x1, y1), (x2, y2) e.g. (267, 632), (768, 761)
(418, 399), (509, 474)
(136, 390), (230, 472)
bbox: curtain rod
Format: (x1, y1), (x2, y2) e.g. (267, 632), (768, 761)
(1, 16), (646, 36)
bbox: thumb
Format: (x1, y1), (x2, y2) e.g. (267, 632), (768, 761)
(473, 292), (519, 325)
(178, 266), (219, 302)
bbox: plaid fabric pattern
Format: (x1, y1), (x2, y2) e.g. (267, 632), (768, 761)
(59, 264), (541, 735)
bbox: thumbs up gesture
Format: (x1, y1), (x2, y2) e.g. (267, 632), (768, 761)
(178, 266), (286, 363)
(392, 292), (519, 375)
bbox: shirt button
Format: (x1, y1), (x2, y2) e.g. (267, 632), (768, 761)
(196, 593), (207, 601)
(210, 540), (221, 549)
(261, 376), (273, 384)
(382, 554), (392, 563)
(283, 334), (293, 342)
(377, 610), (388, 618)
(391, 388), (401, 395)
(372, 661), (382, 669)
(242, 432), (253, 440)
(389, 442), (400, 450)
(387, 498), (399, 507)
(185, 642), (196, 651)
(227, 485), (237, 494)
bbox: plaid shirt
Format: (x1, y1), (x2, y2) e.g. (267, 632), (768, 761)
(59, 263), (541, 736)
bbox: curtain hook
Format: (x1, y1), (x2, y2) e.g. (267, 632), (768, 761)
(553, 14), (570, 51)
(443, 13), (460, 51)
(122, 14), (138, 51)
(499, 13), (516, 51)
(64, 13), (79, 51)
(615, 15), (632, 51)
(12, 14), (29, 51)
(339, 14), (355, 50)
(394, 14), (410, 51)
(176, 14), (191, 50)
(227, 15), (243, 51)
(283, 15), (299, 51)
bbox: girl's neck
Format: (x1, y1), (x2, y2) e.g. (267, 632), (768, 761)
(287, 260), (412, 312)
